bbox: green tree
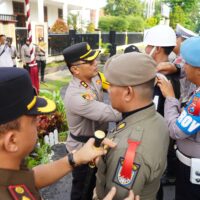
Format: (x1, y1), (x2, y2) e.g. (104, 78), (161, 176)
(67, 13), (78, 30)
(169, 5), (186, 29)
(163, 0), (199, 12)
(99, 16), (128, 32)
(86, 23), (95, 33)
(105, 0), (144, 16)
(127, 16), (144, 32)
(145, 17), (158, 29)
(164, 0), (200, 31)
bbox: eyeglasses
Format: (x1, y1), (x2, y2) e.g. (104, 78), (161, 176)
(74, 60), (95, 66)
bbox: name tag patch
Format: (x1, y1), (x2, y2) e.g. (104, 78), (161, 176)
(113, 157), (140, 190)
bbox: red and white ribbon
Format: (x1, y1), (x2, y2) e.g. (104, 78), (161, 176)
(25, 0), (37, 67)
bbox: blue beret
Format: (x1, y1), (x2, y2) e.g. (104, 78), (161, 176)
(181, 36), (200, 67)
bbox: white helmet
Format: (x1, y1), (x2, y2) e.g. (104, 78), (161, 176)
(144, 25), (176, 47)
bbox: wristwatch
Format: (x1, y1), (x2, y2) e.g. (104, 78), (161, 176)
(67, 152), (76, 168)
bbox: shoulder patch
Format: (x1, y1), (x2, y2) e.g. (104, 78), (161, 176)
(116, 122), (126, 131)
(80, 81), (88, 88)
(81, 93), (95, 101)
(8, 184), (36, 200)
(112, 157), (140, 190)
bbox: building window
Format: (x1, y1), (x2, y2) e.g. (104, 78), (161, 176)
(13, 1), (25, 27)
(44, 6), (48, 22)
(58, 8), (63, 19)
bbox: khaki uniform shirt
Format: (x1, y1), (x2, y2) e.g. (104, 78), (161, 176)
(35, 42), (46, 61)
(0, 168), (41, 200)
(64, 75), (121, 152)
(21, 44), (35, 64)
(96, 104), (169, 200)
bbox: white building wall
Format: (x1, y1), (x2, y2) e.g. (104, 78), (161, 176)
(30, 2), (39, 22)
(0, 0), (13, 15)
(47, 6), (59, 27)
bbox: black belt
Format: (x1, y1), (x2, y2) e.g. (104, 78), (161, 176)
(70, 132), (93, 143)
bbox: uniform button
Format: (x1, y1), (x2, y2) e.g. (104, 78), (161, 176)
(195, 178), (200, 183)
(195, 171), (200, 176)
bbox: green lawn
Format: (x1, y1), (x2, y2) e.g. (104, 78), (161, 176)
(39, 77), (71, 91)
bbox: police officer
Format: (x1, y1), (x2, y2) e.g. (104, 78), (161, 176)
(36, 37), (46, 82)
(0, 67), (120, 200)
(96, 52), (169, 200)
(157, 36), (200, 200)
(63, 42), (121, 200)
(144, 24), (180, 116)
(21, 39), (35, 71)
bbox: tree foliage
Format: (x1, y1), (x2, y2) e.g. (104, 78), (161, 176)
(145, 17), (159, 29)
(99, 15), (144, 32)
(163, 0), (200, 31)
(50, 19), (68, 33)
(126, 16), (144, 32)
(86, 23), (95, 33)
(105, 0), (144, 17)
(67, 13), (79, 30)
(169, 5), (186, 29)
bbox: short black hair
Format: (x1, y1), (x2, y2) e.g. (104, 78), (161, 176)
(0, 34), (5, 38)
(162, 46), (175, 55)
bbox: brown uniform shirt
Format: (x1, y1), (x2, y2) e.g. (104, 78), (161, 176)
(96, 104), (169, 200)
(0, 168), (41, 200)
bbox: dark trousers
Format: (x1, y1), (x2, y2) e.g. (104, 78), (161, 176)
(37, 60), (46, 81)
(176, 159), (200, 200)
(71, 164), (96, 200)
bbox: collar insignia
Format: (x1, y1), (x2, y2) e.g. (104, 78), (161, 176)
(116, 122), (126, 131)
(80, 81), (88, 88)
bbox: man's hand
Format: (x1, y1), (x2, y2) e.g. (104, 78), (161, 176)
(103, 187), (140, 200)
(73, 138), (116, 165)
(157, 77), (175, 98)
(156, 62), (177, 75)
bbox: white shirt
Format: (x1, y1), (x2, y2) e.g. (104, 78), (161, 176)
(0, 43), (13, 67)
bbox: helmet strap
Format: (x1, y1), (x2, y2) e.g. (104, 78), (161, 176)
(149, 46), (156, 57)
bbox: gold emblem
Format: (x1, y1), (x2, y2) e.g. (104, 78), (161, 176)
(15, 186), (24, 194)
(117, 122), (126, 131)
(86, 44), (90, 51)
(22, 196), (31, 200)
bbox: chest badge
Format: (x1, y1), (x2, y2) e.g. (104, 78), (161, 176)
(113, 157), (140, 190)
(8, 184), (36, 200)
(116, 122), (126, 131)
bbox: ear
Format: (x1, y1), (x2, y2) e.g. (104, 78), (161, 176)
(2, 131), (18, 152)
(124, 86), (134, 102)
(71, 66), (80, 75)
(155, 47), (162, 54)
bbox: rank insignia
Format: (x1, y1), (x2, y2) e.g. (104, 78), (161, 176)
(82, 93), (95, 101)
(96, 79), (101, 85)
(113, 157), (140, 190)
(116, 122), (126, 131)
(8, 184), (36, 200)
(80, 81), (88, 88)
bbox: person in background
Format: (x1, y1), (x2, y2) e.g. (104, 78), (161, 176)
(0, 34), (13, 67)
(36, 37), (46, 82)
(157, 36), (200, 200)
(7, 37), (18, 67)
